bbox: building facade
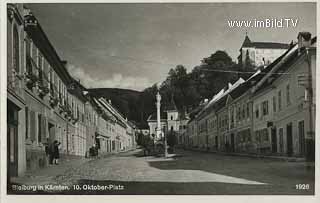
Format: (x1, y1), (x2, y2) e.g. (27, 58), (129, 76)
(185, 32), (316, 159)
(238, 34), (290, 68)
(7, 4), (137, 179)
(147, 97), (189, 144)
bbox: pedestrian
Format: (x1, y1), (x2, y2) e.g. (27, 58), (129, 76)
(48, 140), (54, 165)
(53, 140), (61, 165)
(44, 138), (51, 165)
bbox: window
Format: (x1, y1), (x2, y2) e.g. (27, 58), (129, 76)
(58, 80), (62, 101)
(272, 96), (276, 112)
(242, 104), (245, 119)
(230, 108), (234, 125)
(279, 128), (284, 153)
(255, 104), (259, 118)
(13, 26), (20, 73)
(25, 38), (32, 74)
(25, 107), (29, 139)
(38, 53), (43, 81)
(278, 90), (282, 110)
(171, 116), (173, 120)
(262, 101), (268, 116)
(246, 103), (250, 118)
(298, 121), (305, 154)
(286, 84), (291, 105)
(263, 129), (269, 141)
(38, 114), (41, 143)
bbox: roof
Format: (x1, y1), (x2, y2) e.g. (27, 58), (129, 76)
(164, 95), (178, 111)
(255, 36), (317, 94)
(197, 77), (245, 117)
(241, 35), (289, 49)
(241, 35), (252, 47)
(24, 9), (74, 85)
(249, 42), (290, 49)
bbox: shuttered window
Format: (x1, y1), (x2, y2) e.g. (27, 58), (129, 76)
(25, 107), (29, 139)
(30, 111), (36, 141)
(38, 114), (42, 143)
(41, 116), (47, 143)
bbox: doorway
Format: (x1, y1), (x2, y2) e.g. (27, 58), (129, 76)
(48, 123), (55, 143)
(271, 127), (277, 153)
(230, 133), (235, 152)
(298, 121), (305, 156)
(286, 123), (293, 156)
(7, 101), (19, 178)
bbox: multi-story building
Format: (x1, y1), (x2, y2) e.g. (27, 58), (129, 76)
(84, 95), (99, 156)
(187, 118), (198, 148)
(177, 112), (189, 146)
(7, 4), (27, 177)
(194, 78), (245, 152)
(92, 97), (136, 153)
(186, 32), (316, 159)
(238, 34), (290, 68)
(7, 5), (90, 177)
(7, 4), (137, 179)
(252, 33), (316, 157)
(127, 121), (137, 149)
(23, 7), (82, 171)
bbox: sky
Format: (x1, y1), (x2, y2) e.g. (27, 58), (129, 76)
(26, 3), (316, 91)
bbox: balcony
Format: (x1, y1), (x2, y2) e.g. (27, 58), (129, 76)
(36, 81), (50, 99)
(49, 93), (59, 108)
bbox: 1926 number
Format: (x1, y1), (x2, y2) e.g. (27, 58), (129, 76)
(296, 184), (309, 190)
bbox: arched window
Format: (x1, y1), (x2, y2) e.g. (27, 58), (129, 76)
(13, 25), (19, 73)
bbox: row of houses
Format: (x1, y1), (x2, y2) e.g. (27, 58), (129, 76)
(7, 4), (136, 178)
(181, 32), (316, 158)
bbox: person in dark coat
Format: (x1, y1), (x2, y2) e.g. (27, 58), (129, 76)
(44, 138), (52, 165)
(53, 140), (61, 165)
(48, 140), (54, 165)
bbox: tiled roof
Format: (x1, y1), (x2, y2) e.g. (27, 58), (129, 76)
(248, 42), (290, 49)
(241, 35), (289, 49)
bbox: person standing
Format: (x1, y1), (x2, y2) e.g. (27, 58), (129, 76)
(48, 140), (54, 165)
(53, 140), (61, 165)
(44, 138), (51, 165)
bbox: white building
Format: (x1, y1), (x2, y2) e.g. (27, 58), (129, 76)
(238, 34), (290, 68)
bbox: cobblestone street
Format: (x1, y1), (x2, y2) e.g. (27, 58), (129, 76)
(9, 148), (314, 195)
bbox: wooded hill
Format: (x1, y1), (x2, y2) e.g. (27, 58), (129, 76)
(89, 50), (255, 128)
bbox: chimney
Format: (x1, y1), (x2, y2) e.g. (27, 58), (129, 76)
(108, 99), (112, 104)
(297, 32), (312, 49)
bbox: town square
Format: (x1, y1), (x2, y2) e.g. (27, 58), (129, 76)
(3, 2), (317, 197)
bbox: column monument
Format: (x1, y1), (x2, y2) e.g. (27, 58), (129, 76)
(155, 85), (162, 141)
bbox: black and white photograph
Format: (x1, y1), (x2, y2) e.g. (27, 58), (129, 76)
(2, 0), (318, 198)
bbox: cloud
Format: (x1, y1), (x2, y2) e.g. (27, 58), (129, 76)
(66, 64), (152, 91)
